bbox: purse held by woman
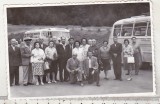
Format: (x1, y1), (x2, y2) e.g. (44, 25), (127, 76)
(127, 56), (135, 63)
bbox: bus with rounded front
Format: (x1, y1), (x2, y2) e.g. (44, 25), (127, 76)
(23, 28), (70, 45)
(109, 15), (151, 66)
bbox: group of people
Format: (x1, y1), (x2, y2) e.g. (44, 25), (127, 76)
(9, 36), (141, 87)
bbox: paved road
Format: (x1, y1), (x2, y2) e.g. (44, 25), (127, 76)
(10, 67), (153, 98)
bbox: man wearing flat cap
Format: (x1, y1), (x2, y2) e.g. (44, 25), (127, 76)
(20, 37), (33, 86)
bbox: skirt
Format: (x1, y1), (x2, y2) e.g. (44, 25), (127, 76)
(32, 63), (44, 75)
(101, 59), (111, 71)
(45, 60), (58, 73)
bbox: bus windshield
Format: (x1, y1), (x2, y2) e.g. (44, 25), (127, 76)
(41, 31), (70, 38)
(25, 33), (40, 38)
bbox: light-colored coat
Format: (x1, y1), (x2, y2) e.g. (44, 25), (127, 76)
(20, 45), (31, 66)
(83, 56), (98, 75)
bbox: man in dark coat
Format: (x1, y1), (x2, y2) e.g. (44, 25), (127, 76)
(109, 36), (123, 81)
(9, 39), (21, 86)
(65, 38), (74, 81)
(56, 37), (67, 82)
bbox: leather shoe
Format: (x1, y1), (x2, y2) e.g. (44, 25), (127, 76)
(119, 79), (123, 81)
(23, 84), (28, 86)
(125, 73), (129, 75)
(96, 83), (100, 87)
(27, 83), (34, 85)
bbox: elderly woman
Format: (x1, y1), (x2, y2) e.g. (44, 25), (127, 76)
(123, 39), (134, 81)
(45, 41), (58, 84)
(31, 42), (46, 85)
(99, 41), (111, 80)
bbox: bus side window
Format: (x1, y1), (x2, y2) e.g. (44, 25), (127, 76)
(134, 22), (147, 36)
(121, 24), (133, 36)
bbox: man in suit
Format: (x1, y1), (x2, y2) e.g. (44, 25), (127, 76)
(20, 37), (33, 86)
(83, 51), (100, 86)
(9, 39), (21, 86)
(38, 38), (48, 83)
(56, 37), (66, 82)
(39, 38), (48, 50)
(109, 36), (122, 81)
(65, 38), (74, 81)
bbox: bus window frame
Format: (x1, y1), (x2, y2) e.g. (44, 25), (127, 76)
(133, 22), (148, 37)
(120, 23), (134, 37)
(113, 25), (122, 37)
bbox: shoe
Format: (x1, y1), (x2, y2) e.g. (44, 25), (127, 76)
(64, 79), (69, 82)
(52, 80), (57, 83)
(23, 84), (28, 86)
(80, 83), (84, 86)
(96, 83), (100, 87)
(41, 82), (44, 85)
(15, 84), (20, 86)
(36, 82), (39, 86)
(119, 79), (123, 81)
(47, 81), (51, 84)
(135, 73), (138, 75)
(114, 78), (118, 80)
(104, 78), (109, 80)
(127, 78), (132, 81)
(27, 83), (34, 85)
(125, 73), (129, 75)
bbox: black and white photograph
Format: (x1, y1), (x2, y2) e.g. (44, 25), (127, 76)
(7, 2), (153, 98)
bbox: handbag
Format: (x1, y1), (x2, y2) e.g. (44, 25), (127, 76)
(44, 61), (50, 70)
(98, 60), (104, 71)
(127, 56), (135, 63)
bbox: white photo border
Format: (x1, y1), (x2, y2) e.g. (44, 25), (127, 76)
(1, 0), (159, 100)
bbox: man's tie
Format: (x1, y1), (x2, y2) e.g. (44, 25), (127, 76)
(13, 46), (15, 51)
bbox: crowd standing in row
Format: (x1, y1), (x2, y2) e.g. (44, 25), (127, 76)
(9, 36), (141, 87)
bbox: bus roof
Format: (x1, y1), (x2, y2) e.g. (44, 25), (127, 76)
(114, 16), (150, 25)
(25, 28), (70, 34)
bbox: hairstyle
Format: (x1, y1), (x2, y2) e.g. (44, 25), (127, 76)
(61, 37), (66, 40)
(81, 38), (88, 44)
(68, 37), (74, 41)
(131, 37), (137, 39)
(87, 51), (93, 55)
(48, 40), (54, 46)
(103, 40), (108, 44)
(124, 39), (130, 44)
(34, 41), (41, 48)
(74, 40), (81, 47)
(114, 35), (119, 39)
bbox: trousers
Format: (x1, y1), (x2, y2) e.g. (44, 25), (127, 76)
(88, 68), (100, 85)
(22, 65), (33, 84)
(10, 66), (19, 85)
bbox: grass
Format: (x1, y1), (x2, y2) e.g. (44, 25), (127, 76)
(7, 24), (111, 46)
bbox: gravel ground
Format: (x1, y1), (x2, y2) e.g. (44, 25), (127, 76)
(10, 67), (153, 98)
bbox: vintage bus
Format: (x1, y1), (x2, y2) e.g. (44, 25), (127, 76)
(109, 15), (152, 67)
(23, 28), (70, 45)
